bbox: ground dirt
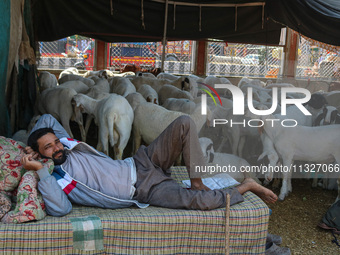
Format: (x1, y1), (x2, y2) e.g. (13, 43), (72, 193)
(267, 179), (340, 255)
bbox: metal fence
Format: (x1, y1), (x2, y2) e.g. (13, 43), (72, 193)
(37, 36), (339, 83)
(206, 41), (284, 78)
(37, 36), (94, 70)
(296, 37), (340, 81)
(108, 41), (194, 74)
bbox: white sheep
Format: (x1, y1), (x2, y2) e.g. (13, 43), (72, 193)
(257, 112), (340, 201)
(133, 103), (212, 153)
(157, 72), (180, 81)
(125, 92), (147, 112)
(257, 132), (280, 185)
(162, 98), (196, 114)
(83, 69), (115, 79)
(158, 84), (194, 105)
(137, 84), (159, 104)
(58, 67), (79, 79)
(58, 73), (95, 87)
(199, 137), (261, 183)
(72, 93), (134, 159)
(131, 76), (172, 92)
(202, 75), (232, 97)
(58, 80), (89, 94)
(39, 71), (58, 91)
(38, 87), (86, 142)
(110, 77), (137, 97)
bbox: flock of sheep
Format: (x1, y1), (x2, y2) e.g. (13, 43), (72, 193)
(14, 67), (340, 202)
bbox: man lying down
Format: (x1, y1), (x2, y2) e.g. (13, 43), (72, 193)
(21, 114), (278, 216)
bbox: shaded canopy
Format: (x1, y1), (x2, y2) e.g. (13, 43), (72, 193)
(267, 0), (340, 46)
(32, 0), (283, 44)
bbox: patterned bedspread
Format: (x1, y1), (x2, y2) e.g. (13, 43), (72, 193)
(0, 166), (269, 254)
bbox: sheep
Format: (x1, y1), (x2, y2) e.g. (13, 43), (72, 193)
(58, 73), (95, 87)
(323, 91), (340, 109)
(137, 84), (159, 104)
(83, 85), (110, 137)
(162, 98), (196, 114)
(131, 76), (198, 98)
(202, 75), (232, 97)
(274, 93), (327, 126)
(58, 80), (89, 94)
(12, 115), (41, 145)
(125, 92), (147, 112)
(171, 76), (198, 98)
(158, 84), (194, 105)
(39, 71), (58, 91)
(255, 111), (340, 201)
(314, 106), (340, 126)
(135, 71), (156, 78)
(72, 93), (134, 159)
(257, 132), (280, 185)
(58, 67), (79, 79)
(110, 77), (137, 97)
(83, 69), (114, 79)
(157, 72), (180, 81)
(265, 83), (295, 89)
(131, 76), (172, 92)
(199, 137), (261, 183)
(133, 103), (213, 154)
(38, 87), (86, 142)
(238, 77), (266, 88)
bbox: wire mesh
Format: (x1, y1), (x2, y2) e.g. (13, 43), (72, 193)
(206, 42), (283, 79)
(296, 37), (340, 81)
(108, 41), (194, 74)
(37, 36), (95, 70)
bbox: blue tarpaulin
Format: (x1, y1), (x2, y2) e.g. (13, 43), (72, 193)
(0, 0), (11, 137)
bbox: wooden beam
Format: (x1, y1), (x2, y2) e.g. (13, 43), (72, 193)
(195, 40), (207, 76)
(95, 40), (107, 70)
(283, 28), (299, 79)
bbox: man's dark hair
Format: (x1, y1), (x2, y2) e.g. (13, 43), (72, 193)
(27, 128), (56, 152)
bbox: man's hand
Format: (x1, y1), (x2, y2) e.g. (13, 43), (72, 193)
(20, 154), (43, 171)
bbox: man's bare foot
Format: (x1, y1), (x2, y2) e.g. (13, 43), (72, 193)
(190, 178), (211, 191)
(237, 178), (278, 203)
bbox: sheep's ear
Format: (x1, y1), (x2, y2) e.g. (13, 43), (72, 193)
(71, 97), (81, 108)
(184, 77), (189, 83)
(154, 98), (158, 104)
(71, 98), (76, 106)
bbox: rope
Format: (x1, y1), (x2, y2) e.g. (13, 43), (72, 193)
(110, 0), (113, 15)
(235, 6), (238, 31)
(332, 232), (340, 248)
(262, 3), (265, 29)
(173, 2), (176, 30)
(141, 0), (145, 29)
(199, 5), (202, 31)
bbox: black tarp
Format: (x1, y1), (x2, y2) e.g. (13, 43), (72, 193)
(32, 0), (283, 44)
(267, 0), (340, 46)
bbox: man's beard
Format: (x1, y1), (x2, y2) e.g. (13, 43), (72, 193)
(41, 150), (67, 165)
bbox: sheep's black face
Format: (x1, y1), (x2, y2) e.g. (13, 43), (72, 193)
(307, 94), (327, 109)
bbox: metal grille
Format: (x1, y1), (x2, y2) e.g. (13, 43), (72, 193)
(296, 37), (340, 81)
(108, 41), (194, 74)
(206, 42), (283, 78)
(37, 36), (94, 70)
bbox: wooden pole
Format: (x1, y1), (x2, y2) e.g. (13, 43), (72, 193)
(195, 40), (207, 76)
(161, 0), (169, 71)
(225, 193), (231, 255)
